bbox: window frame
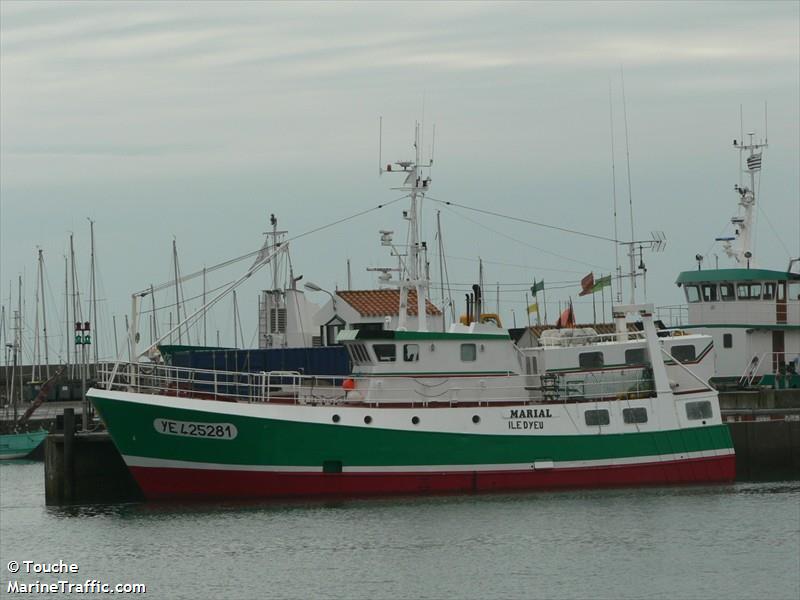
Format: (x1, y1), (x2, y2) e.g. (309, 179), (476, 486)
(701, 283), (718, 302)
(403, 344), (420, 362)
(584, 409), (610, 427)
(372, 344), (397, 362)
(578, 351), (605, 369)
(671, 344), (697, 363)
(720, 283), (735, 301)
(685, 284), (701, 303)
(723, 333), (733, 349)
(460, 343), (477, 362)
(737, 283), (762, 300)
(622, 407), (648, 424)
(624, 348), (647, 366)
(685, 400), (713, 420)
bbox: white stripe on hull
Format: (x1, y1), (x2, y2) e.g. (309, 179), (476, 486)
(123, 447), (734, 474)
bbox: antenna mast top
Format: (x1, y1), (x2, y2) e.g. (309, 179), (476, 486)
(726, 121), (767, 266)
(378, 121), (435, 331)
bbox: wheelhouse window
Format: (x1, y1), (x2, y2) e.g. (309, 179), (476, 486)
(685, 400), (712, 420)
(720, 283), (735, 301)
(625, 348), (647, 365)
(701, 284), (718, 302)
(685, 285), (701, 303)
(762, 282), (776, 300)
(403, 344), (420, 362)
(373, 344), (396, 362)
(347, 343), (372, 365)
(623, 407), (648, 424)
(790, 282), (800, 301)
(737, 283), (761, 300)
(671, 345), (696, 363)
(579, 352), (604, 369)
(460, 343), (477, 362)
(585, 409), (610, 426)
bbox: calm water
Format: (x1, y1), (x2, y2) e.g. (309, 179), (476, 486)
(1, 462), (798, 600)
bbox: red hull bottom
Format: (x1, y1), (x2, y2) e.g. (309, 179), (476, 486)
(129, 455), (736, 501)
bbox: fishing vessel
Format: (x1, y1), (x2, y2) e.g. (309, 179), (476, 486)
(668, 131), (800, 387)
(88, 129), (734, 500)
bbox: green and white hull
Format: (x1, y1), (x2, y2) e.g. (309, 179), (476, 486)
(89, 387), (735, 500)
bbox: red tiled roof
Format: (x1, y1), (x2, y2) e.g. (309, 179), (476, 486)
(336, 289), (442, 317)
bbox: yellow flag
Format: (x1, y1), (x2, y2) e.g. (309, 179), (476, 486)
(527, 302), (538, 314)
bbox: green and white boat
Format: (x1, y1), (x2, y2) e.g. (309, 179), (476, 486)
(88, 136), (734, 501)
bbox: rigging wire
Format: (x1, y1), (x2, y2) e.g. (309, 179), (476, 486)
(436, 201), (611, 271)
(426, 195), (619, 244)
(138, 195), (409, 296)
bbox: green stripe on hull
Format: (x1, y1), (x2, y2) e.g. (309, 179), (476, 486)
(92, 394), (733, 469)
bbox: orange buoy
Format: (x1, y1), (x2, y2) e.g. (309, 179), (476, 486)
(342, 378), (356, 391)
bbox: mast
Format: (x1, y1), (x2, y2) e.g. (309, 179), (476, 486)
(33, 250), (41, 380)
(69, 234), (83, 382)
(436, 211), (447, 331)
(89, 219), (98, 368)
(723, 131), (767, 266)
(112, 315), (119, 359)
(381, 122), (433, 332)
(172, 239), (183, 345)
(16, 275), (22, 414)
(233, 290), (239, 348)
(39, 249), (49, 378)
(64, 255), (70, 378)
(202, 268), (207, 346)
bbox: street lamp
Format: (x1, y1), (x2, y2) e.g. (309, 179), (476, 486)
(304, 281), (336, 309)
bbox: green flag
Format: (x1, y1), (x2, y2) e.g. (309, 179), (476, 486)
(531, 280), (545, 295)
(591, 275), (611, 293)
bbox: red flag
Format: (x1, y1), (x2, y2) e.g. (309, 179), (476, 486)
(555, 300), (575, 328)
(578, 272), (595, 296)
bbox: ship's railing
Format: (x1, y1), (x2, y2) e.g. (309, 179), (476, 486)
(96, 362), (662, 406)
(535, 330), (647, 347)
(656, 304), (689, 328)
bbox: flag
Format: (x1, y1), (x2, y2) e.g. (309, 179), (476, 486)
(555, 300), (575, 328)
(746, 152), (762, 172)
(527, 302), (538, 314)
(578, 272), (595, 296)
(531, 280), (545, 295)
(591, 275), (612, 293)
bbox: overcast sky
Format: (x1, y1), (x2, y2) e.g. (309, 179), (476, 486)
(1, 1), (798, 359)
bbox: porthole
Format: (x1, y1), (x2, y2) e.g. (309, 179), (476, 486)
(412, 416), (420, 425)
(472, 415), (480, 424)
(332, 414), (340, 423)
(364, 415), (372, 424)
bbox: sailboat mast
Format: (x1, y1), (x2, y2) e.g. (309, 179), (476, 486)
(16, 275), (23, 412)
(39, 249), (49, 379)
(89, 219), (98, 368)
(34, 250), (41, 380)
(64, 254), (70, 377)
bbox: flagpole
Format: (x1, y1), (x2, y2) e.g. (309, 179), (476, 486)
(601, 281), (606, 323)
(525, 292), (532, 328)
(542, 285), (548, 325)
